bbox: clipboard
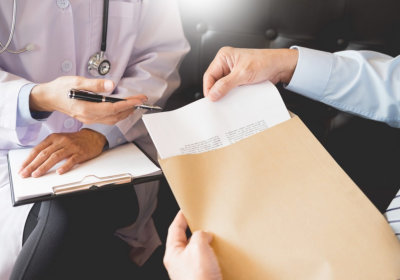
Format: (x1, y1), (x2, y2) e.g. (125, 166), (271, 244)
(8, 142), (163, 206)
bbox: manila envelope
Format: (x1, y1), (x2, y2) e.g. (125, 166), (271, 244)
(159, 115), (400, 279)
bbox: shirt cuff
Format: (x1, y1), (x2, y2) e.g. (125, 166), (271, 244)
(285, 46), (334, 101)
(17, 83), (52, 126)
(81, 124), (127, 149)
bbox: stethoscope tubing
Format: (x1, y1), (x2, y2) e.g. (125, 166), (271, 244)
(1, 0), (111, 76)
(101, 0), (109, 52)
(0, 0), (18, 54)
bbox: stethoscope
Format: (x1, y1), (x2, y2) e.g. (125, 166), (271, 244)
(87, 0), (111, 76)
(0, 0), (111, 77)
(0, 0), (34, 54)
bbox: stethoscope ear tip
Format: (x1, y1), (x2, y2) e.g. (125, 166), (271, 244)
(25, 43), (35, 52)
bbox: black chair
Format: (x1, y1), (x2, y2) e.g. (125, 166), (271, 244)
(163, 0), (400, 215)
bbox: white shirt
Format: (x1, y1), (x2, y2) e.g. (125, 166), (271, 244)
(0, 0), (189, 278)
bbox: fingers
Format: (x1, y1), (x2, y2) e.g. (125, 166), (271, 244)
(125, 94), (148, 101)
(203, 47), (233, 98)
(19, 131), (105, 177)
(207, 73), (240, 101)
(20, 145), (68, 178)
(164, 211), (189, 268)
(86, 95), (147, 115)
(93, 108), (134, 125)
(19, 139), (52, 177)
(33, 148), (71, 177)
(203, 59), (225, 98)
(73, 77), (115, 93)
(112, 95), (148, 112)
(166, 211), (189, 251)
(190, 230), (213, 246)
(74, 95), (148, 124)
(203, 47), (242, 102)
(57, 154), (80, 175)
(38, 75), (150, 125)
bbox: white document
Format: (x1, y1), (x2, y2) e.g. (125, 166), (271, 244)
(8, 142), (161, 205)
(143, 82), (290, 159)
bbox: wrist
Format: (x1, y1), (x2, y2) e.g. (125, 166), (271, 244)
(30, 84), (53, 112)
(279, 49), (299, 84)
(80, 128), (108, 150)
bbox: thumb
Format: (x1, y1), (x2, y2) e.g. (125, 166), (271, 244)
(190, 230), (213, 246)
(207, 72), (241, 102)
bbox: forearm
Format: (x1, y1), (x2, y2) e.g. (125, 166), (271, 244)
(287, 47), (400, 127)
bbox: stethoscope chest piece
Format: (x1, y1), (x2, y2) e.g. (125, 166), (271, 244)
(88, 51), (111, 76)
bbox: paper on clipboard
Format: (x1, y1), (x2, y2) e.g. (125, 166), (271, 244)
(8, 142), (162, 205)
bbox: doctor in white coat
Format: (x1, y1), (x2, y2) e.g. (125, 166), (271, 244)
(0, 0), (189, 278)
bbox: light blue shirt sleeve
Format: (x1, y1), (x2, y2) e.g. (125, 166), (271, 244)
(81, 123), (127, 149)
(17, 83), (52, 126)
(286, 46), (400, 127)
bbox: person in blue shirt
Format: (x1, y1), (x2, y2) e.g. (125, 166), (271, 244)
(163, 46), (400, 280)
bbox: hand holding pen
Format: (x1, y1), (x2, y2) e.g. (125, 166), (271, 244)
(69, 89), (163, 111)
(30, 76), (148, 125)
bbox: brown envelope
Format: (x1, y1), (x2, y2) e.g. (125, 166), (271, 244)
(160, 116), (400, 279)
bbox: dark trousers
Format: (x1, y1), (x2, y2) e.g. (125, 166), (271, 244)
(10, 184), (141, 280)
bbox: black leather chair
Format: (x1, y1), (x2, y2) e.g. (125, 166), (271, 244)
(164, 0), (400, 213)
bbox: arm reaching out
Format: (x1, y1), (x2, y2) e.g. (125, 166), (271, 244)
(203, 47), (298, 101)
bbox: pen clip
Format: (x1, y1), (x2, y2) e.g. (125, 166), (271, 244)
(135, 104), (163, 111)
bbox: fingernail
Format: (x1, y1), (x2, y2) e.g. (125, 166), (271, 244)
(32, 171), (40, 177)
(20, 170), (28, 178)
(209, 91), (221, 101)
(56, 168), (63, 175)
(104, 80), (114, 92)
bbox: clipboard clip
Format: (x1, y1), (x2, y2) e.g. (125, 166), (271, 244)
(52, 174), (132, 196)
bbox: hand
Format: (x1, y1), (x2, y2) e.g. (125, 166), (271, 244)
(19, 129), (107, 178)
(30, 76), (148, 125)
(203, 47), (299, 101)
(164, 211), (222, 280)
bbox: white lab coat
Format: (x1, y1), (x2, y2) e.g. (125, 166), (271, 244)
(0, 0), (189, 278)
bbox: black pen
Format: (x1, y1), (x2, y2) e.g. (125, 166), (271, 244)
(68, 89), (163, 111)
